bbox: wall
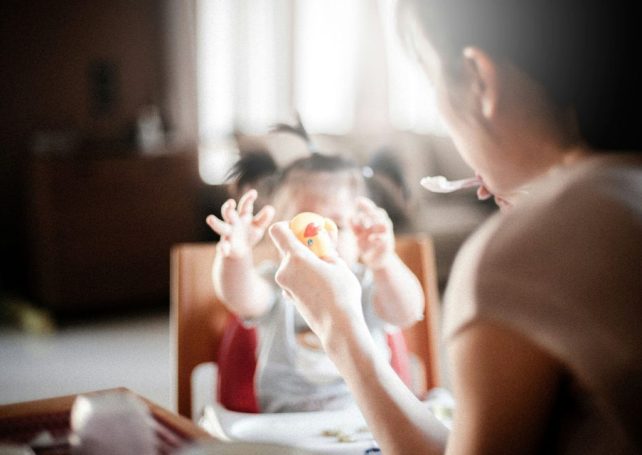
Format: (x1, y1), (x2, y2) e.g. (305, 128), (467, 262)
(0, 0), (165, 299)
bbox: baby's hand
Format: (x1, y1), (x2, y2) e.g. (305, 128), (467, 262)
(351, 197), (395, 270)
(206, 189), (275, 258)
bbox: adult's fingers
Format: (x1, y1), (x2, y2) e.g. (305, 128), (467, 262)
(269, 221), (310, 258)
(205, 214), (231, 237)
(237, 189), (257, 217)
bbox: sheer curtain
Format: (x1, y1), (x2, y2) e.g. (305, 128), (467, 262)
(379, 0), (446, 134)
(195, 0), (292, 183)
(294, 0), (362, 133)
(179, 0), (446, 183)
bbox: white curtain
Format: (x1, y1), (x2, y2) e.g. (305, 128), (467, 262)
(378, 0), (447, 134)
(294, 0), (361, 133)
(164, 0), (447, 183)
(197, 0), (292, 138)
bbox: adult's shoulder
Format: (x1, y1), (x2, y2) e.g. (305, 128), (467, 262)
(489, 154), (641, 255)
(444, 154), (642, 341)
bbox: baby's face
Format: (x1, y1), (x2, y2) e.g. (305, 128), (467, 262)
(276, 179), (360, 264)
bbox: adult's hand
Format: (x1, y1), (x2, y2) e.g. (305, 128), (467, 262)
(268, 221), (365, 346)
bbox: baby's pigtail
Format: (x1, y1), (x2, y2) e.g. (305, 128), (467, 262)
(225, 150), (279, 199)
(270, 112), (318, 155)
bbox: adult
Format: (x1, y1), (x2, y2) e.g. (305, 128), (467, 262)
(269, 0), (642, 453)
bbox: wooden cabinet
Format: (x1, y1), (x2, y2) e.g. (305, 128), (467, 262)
(27, 153), (205, 313)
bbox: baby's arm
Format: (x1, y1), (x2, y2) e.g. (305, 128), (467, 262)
(353, 197), (424, 327)
(206, 190), (275, 319)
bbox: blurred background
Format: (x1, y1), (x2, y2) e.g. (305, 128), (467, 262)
(0, 0), (495, 409)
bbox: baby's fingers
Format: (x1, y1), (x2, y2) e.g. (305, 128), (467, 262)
(368, 223), (388, 235)
(357, 197), (390, 222)
(206, 214), (232, 237)
(356, 197), (381, 217)
(237, 189), (258, 217)
(351, 219), (387, 238)
(253, 205), (276, 231)
(221, 199), (239, 224)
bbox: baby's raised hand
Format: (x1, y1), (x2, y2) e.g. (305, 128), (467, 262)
(206, 189), (275, 258)
(351, 197), (395, 270)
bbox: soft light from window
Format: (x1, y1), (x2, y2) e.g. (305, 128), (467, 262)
(294, 0), (362, 134)
(198, 140), (239, 185)
(197, 0), (234, 140)
(379, 0), (448, 135)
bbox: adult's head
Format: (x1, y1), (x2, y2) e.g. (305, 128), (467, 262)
(396, 0), (640, 199)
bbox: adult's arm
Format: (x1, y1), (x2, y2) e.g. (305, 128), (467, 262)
(445, 322), (562, 454)
(269, 221), (448, 454)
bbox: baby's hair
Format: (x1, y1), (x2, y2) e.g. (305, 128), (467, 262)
(365, 147), (412, 232)
(228, 117), (422, 207)
(280, 153), (362, 184)
(271, 112), (317, 154)
(270, 115), (366, 195)
(367, 147), (411, 201)
(225, 150), (278, 195)
(224, 150), (365, 204)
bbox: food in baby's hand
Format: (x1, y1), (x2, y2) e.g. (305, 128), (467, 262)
(289, 212), (338, 258)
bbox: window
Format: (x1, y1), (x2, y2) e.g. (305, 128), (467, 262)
(379, 0), (447, 134)
(294, 0), (361, 133)
(194, 0), (446, 183)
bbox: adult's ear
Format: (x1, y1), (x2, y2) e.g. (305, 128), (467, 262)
(462, 47), (499, 120)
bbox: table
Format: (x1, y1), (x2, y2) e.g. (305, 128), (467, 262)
(0, 387), (214, 454)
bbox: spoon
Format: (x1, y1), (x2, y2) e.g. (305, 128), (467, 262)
(420, 175), (481, 193)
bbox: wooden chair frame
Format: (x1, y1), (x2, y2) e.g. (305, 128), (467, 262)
(171, 234), (441, 418)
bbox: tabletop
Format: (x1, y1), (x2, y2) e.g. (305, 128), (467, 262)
(0, 387), (214, 454)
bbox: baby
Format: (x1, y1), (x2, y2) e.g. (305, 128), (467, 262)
(206, 151), (424, 412)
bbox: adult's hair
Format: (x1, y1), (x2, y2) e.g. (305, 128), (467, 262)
(396, 0), (642, 151)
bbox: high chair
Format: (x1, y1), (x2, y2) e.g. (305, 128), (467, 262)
(170, 234), (441, 420)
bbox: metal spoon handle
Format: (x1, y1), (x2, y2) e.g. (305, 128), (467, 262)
(420, 176), (481, 193)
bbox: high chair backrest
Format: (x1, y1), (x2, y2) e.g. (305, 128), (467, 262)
(171, 235), (441, 418)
